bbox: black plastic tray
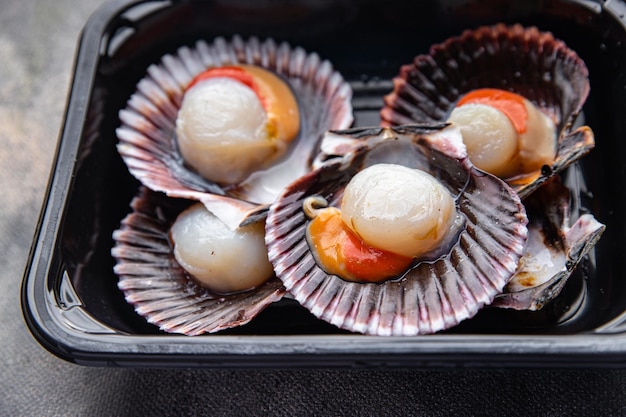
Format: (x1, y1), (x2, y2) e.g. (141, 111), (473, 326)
(21, 0), (626, 368)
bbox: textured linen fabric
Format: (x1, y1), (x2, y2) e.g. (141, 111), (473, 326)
(1, 1), (626, 416)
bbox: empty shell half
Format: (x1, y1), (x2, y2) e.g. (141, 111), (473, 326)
(380, 24), (594, 199)
(265, 124), (529, 336)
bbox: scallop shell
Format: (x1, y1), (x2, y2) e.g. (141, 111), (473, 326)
(116, 35), (353, 229)
(265, 124), (528, 336)
(380, 24), (594, 199)
(492, 180), (605, 310)
(112, 187), (286, 335)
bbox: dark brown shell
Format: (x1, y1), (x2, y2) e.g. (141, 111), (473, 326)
(265, 125), (528, 336)
(112, 187), (285, 335)
(380, 24), (593, 198)
(492, 180), (605, 310)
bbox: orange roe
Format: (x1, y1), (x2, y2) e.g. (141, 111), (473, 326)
(307, 208), (413, 283)
(187, 66), (267, 109)
(457, 88), (528, 134)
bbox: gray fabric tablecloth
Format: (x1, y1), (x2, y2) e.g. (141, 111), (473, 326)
(1, 1), (625, 416)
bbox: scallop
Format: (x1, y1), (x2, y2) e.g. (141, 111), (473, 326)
(447, 89), (557, 180)
(174, 65), (300, 185)
(170, 202), (274, 294)
(116, 36), (353, 229)
(340, 163), (459, 258)
(492, 180), (605, 310)
(380, 24), (594, 199)
(265, 124), (529, 336)
(303, 163), (464, 283)
(112, 187), (285, 335)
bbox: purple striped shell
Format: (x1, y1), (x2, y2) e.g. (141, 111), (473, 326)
(116, 35), (353, 228)
(265, 124), (529, 335)
(112, 187), (285, 335)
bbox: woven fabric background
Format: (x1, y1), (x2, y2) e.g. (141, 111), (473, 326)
(1, 1), (625, 416)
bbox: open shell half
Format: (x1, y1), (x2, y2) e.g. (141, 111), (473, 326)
(380, 24), (594, 199)
(265, 124), (528, 335)
(112, 187), (286, 335)
(116, 35), (353, 229)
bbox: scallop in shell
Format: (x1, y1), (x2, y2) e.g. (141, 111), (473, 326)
(116, 35), (353, 229)
(265, 124), (529, 336)
(380, 24), (594, 199)
(112, 187), (285, 335)
(492, 180), (605, 311)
